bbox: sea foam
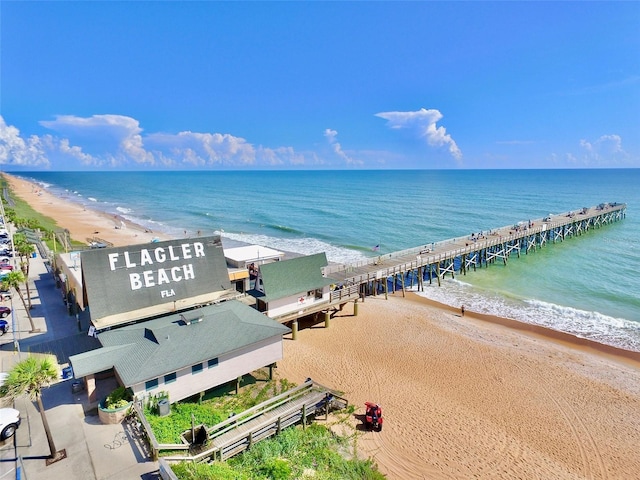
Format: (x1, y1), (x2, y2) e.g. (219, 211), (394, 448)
(411, 280), (640, 352)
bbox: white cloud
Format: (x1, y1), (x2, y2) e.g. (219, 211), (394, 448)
(375, 108), (462, 161)
(258, 146), (306, 166)
(58, 138), (96, 164)
(577, 134), (629, 166)
(147, 131), (257, 167)
(2, 114), (377, 170)
(36, 114), (309, 168)
(324, 128), (361, 165)
(0, 116), (50, 166)
(41, 114), (154, 165)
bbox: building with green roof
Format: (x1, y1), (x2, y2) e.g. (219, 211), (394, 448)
(70, 301), (290, 403)
(249, 252), (334, 321)
(67, 235), (292, 405)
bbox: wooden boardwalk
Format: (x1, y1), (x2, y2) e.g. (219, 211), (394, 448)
(157, 379), (347, 465)
(323, 202), (627, 293)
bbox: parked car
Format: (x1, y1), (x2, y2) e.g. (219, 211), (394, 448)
(0, 265), (13, 271)
(0, 306), (10, 318)
(0, 408), (21, 440)
(0, 290), (11, 301)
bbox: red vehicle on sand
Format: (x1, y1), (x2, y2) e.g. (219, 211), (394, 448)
(364, 402), (383, 431)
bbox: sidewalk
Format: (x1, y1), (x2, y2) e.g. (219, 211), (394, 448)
(0, 247), (160, 479)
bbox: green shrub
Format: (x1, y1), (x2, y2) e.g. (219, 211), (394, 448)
(104, 386), (132, 409)
(228, 424), (386, 480)
(146, 402), (224, 444)
(259, 458), (291, 480)
(171, 461), (250, 480)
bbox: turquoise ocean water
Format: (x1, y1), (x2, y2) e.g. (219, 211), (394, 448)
(16, 169), (640, 352)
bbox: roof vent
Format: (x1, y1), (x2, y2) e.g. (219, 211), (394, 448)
(179, 314), (203, 325)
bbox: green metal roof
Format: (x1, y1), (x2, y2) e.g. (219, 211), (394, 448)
(69, 300), (290, 386)
(253, 252), (333, 303)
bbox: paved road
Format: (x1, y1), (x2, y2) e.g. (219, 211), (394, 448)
(0, 241), (160, 479)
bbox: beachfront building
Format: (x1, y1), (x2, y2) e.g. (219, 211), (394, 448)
(53, 251), (88, 321)
(224, 244), (285, 293)
(248, 252), (334, 322)
(53, 242), (285, 319)
(68, 235), (291, 404)
(69, 302), (289, 403)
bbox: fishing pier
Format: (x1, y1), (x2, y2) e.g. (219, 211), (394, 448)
(323, 202), (626, 299)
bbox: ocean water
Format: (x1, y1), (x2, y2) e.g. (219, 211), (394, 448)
(15, 169), (640, 351)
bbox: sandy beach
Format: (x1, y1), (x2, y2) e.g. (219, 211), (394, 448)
(2, 173), (169, 247)
(277, 295), (640, 479)
(3, 172), (640, 479)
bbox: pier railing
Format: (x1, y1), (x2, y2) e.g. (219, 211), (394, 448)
(323, 203), (626, 283)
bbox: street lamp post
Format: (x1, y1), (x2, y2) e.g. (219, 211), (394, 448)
(10, 296), (19, 353)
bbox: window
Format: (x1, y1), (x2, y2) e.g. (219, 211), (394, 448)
(145, 378), (159, 391)
(192, 363), (203, 374)
(208, 358), (219, 368)
(164, 372), (177, 384)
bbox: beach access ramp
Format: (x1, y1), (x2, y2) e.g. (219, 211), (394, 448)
(150, 379), (348, 467)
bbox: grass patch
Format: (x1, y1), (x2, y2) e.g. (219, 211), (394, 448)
(146, 373), (294, 444)
(1, 175), (58, 231)
(173, 424), (385, 480)
(1, 175), (86, 249)
(147, 372), (383, 479)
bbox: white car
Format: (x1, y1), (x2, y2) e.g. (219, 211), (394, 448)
(0, 407), (21, 440)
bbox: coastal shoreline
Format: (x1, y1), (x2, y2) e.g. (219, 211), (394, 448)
(4, 172), (638, 362)
(3, 171), (640, 478)
(407, 290), (640, 366)
(275, 293), (640, 479)
(2, 172), (171, 247)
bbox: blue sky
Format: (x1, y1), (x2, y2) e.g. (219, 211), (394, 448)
(1, 1), (639, 171)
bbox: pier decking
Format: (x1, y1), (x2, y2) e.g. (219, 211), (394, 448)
(323, 202), (626, 295)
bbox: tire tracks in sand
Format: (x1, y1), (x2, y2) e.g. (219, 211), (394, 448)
(509, 356), (609, 480)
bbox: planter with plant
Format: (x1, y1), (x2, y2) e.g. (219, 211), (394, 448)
(98, 386), (133, 424)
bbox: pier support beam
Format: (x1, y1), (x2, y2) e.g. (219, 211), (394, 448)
(324, 311), (330, 329)
(353, 300), (358, 316)
(291, 320), (298, 340)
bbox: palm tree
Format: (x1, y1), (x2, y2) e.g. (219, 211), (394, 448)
(0, 270), (39, 333)
(2, 356), (66, 462)
(12, 233), (35, 310)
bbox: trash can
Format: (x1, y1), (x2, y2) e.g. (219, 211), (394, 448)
(158, 399), (170, 417)
(71, 381), (84, 394)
